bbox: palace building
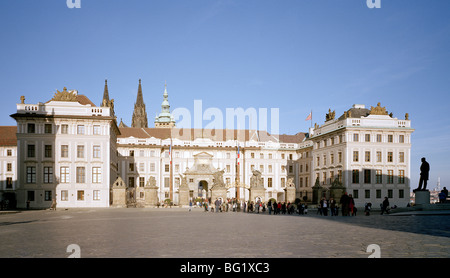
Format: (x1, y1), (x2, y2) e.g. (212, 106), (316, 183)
(0, 80), (413, 209)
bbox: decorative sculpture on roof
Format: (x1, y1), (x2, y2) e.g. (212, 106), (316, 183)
(51, 87), (78, 102)
(370, 102), (388, 115)
(405, 113), (409, 120)
(325, 109), (335, 121)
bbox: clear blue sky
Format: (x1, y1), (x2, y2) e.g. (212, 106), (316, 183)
(1, 0), (449, 190)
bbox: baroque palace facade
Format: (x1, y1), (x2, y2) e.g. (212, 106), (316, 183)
(0, 80), (414, 209)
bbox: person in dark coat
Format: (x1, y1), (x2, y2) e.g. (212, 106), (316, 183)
(415, 157), (430, 191)
(381, 197), (390, 215)
(340, 192), (350, 216)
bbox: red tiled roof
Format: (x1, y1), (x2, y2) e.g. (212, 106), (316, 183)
(0, 126), (17, 146)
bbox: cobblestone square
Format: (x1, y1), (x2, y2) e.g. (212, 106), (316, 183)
(1, 207), (449, 258)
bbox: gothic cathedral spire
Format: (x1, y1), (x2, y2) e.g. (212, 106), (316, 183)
(131, 79), (148, 128)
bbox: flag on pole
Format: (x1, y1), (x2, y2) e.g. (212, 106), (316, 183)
(305, 111), (312, 121)
(237, 144), (240, 165)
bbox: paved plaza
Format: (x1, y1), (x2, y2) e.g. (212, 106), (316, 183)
(0, 207), (449, 258)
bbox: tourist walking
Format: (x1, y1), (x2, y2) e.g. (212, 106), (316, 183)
(320, 197), (328, 216)
(381, 197), (390, 215)
(349, 194), (355, 216)
(268, 200), (272, 215)
(340, 192), (350, 216)
(329, 198), (336, 216)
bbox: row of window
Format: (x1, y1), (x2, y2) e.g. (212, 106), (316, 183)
(25, 166), (102, 184)
(315, 169), (406, 185)
(127, 150), (296, 160)
(315, 150), (406, 167)
(26, 123), (102, 135)
(26, 144), (102, 159)
(351, 169), (406, 184)
(26, 190), (101, 202)
(351, 189), (406, 199)
(316, 133), (408, 149)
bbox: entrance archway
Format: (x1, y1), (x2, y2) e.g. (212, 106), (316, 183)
(198, 180), (209, 199)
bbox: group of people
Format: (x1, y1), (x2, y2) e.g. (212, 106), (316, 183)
(317, 194), (357, 216)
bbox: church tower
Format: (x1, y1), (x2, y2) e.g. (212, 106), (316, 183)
(154, 82), (176, 128)
(131, 79), (148, 128)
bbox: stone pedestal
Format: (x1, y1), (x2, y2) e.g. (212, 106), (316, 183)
(144, 186), (159, 207)
(112, 177), (127, 207)
(178, 186), (190, 206)
(211, 187), (227, 202)
(284, 186), (296, 203)
(249, 187), (266, 203)
(414, 190), (430, 205)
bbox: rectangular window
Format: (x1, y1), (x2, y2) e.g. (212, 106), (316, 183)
(365, 134), (370, 142)
(268, 177), (272, 188)
(27, 191), (35, 202)
(398, 170), (405, 184)
(92, 167), (101, 183)
(388, 189), (393, 198)
(93, 190), (100, 200)
(45, 191), (52, 201)
(387, 170), (394, 184)
(129, 163), (135, 172)
(352, 170), (359, 184)
(44, 166), (53, 183)
(93, 125), (101, 135)
(376, 151), (382, 162)
(60, 166), (70, 183)
(289, 165), (293, 173)
(353, 151), (359, 162)
(338, 152), (342, 163)
(7, 149), (12, 156)
(164, 177), (170, 188)
(365, 190), (370, 199)
(61, 190), (68, 201)
(93, 145), (101, 158)
(6, 177), (13, 188)
(268, 165), (273, 173)
(139, 177), (145, 187)
(226, 165), (231, 173)
(399, 152), (405, 163)
(43, 145), (52, 158)
(364, 169), (371, 184)
(77, 190), (85, 201)
(7, 163), (12, 172)
(376, 189), (382, 199)
(399, 135), (405, 143)
(130, 150), (135, 157)
(44, 124), (52, 134)
(338, 170), (342, 183)
(376, 134), (382, 142)
(165, 164), (170, 172)
(281, 178), (285, 187)
(365, 151), (370, 162)
(77, 125), (85, 135)
(27, 144), (35, 158)
(27, 123), (35, 134)
(139, 163), (145, 172)
(353, 190), (359, 199)
(387, 152), (393, 162)
(76, 167), (85, 183)
(353, 134), (359, 142)
(26, 166), (36, 183)
(150, 163), (155, 172)
(330, 153), (334, 164)
(399, 189), (405, 199)
(61, 145), (69, 158)
(376, 170), (382, 184)
(388, 134), (393, 143)
(61, 124), (68, 134)
(77, 145), (85, 158)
